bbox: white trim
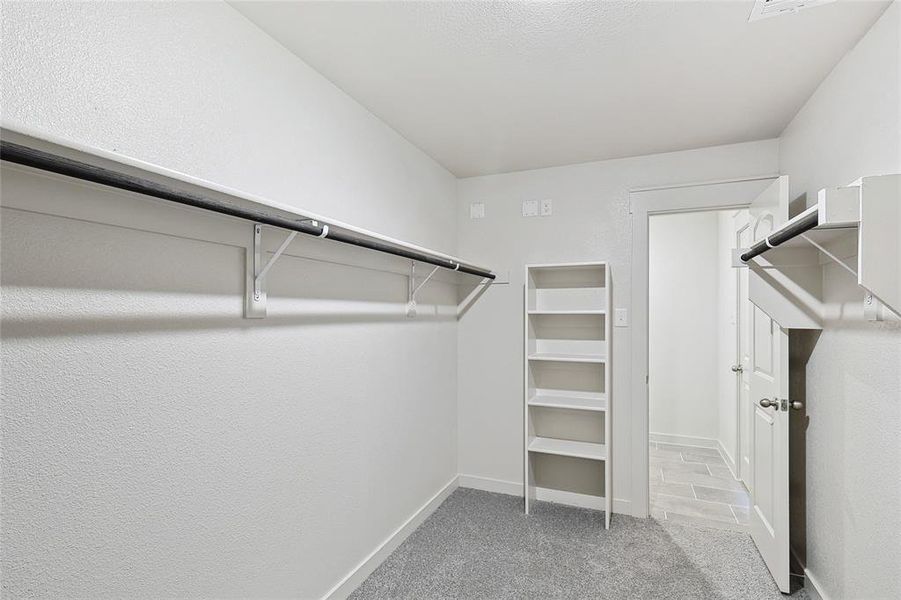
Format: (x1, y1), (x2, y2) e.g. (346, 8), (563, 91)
(629, 174), (780, 193)
(804, 568), (831, 600)
(649, 434), (740, 479)
(458, 474), (631, 514)
(458, 474), (522, 496)
(649, 432), (718, 449)
(321, 475), (459, 600)
(717, 439), (739, 479)
(322, 474), (635, 599)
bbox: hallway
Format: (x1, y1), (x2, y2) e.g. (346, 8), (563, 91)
(649, 442), (752, 533)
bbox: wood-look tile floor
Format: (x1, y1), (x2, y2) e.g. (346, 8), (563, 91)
(649, 441), (751, 533)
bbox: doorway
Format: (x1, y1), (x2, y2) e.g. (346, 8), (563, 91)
(647, 209), (751, 532)
(630, 175), (797, 593)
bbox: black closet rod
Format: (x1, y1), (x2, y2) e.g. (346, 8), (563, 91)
(0, 140), (495, 280)
(740, 209), (819, 263)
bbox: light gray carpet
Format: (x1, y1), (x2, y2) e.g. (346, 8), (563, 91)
(350, 488), (809, 600)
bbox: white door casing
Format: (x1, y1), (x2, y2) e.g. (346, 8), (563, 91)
(629, 175), (778, 520)
(747, 176), (791, 593)
(735, 214), (753, 490)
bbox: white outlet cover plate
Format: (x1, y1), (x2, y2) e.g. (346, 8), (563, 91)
(540, 199), (553, 216)
(522, 200), (539, 217)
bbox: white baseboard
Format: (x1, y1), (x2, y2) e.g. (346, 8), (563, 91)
(457, 474), (522, 496)
(325, 473), (636, 599)
(716, 439), (739, 479)
(650, 433), (741, 481)
(321, 475), (459, 600)
(804, 568), (830, 600)
(649, 432), (718, 449)
(458, 473), (631, 514)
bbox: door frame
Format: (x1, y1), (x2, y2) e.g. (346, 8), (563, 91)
(628, 175), (778, 518)
(733, 212), (752, 485)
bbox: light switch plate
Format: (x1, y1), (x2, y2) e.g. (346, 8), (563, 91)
(470, 202), (485, 219)
(614, 308), (629, 327)
(540, 199), (553, 216)
(522, 200), (539, 217)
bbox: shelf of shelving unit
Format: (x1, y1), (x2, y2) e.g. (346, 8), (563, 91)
(527, 309), (607, 315)
(524, 261), (612, 528)
(527, 353), (606, 363)
(528, 437), (607, 461)
(528, 390), (607, 412)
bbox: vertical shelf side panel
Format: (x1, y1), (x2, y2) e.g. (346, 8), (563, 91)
(524, 267), (533, 513)
(605, 266), (612, 529)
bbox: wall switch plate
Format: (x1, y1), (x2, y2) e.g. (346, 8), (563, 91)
(522, 200), (538, 217)
(470, 202), (485, 219)
(540, 199), (553, 216)
(614, 308), (629, 327)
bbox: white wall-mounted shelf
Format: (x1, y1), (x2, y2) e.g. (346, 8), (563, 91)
(0, 127), (498, 321)
(524, 261), (612, 528)
(739, 174), (900, 328)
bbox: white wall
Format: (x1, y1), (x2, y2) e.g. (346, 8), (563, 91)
(778, 2), (901, 599)
(456, 139), (779, 509)
(648, 212), (720, 443)
(1, 2), (460, 598)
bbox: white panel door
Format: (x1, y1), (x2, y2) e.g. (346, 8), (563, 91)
(748, 177), (791, 593)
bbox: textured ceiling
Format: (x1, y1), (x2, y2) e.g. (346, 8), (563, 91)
(230, 0), (890, 177)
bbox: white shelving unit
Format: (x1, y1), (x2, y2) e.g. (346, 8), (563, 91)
(524, 262), (612, 528)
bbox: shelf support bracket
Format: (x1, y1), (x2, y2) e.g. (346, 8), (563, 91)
(407, 261), (439, 318)
(798, 233), (887, 321)
(799, 233), (858, 278)
(245, 222), (307, 319)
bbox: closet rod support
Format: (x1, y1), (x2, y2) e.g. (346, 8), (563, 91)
(407, 262), (440, 318)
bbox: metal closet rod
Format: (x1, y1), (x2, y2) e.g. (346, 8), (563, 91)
(740, 209), (819, 262)
(0, 140), (495, 280)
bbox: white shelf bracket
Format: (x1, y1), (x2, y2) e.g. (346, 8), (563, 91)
(407, 261), (439, 318)
(864, 292), (884, 322)
(255, 230), (298, 294)
(799, 233), (858, 278)
(245, 222), (310, 319)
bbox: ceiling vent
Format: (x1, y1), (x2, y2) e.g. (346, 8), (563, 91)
(749, 0), (837, 21)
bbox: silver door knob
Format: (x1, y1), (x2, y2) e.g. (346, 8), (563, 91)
(790, 400), (804, 410)
(731, 364), (743, 373)
(758, 398), (777, 408)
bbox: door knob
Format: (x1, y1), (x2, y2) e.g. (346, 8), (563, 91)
(731, 364), (743, 373)
(758, 398), (777, 408)
(790, 400), (804, 410)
